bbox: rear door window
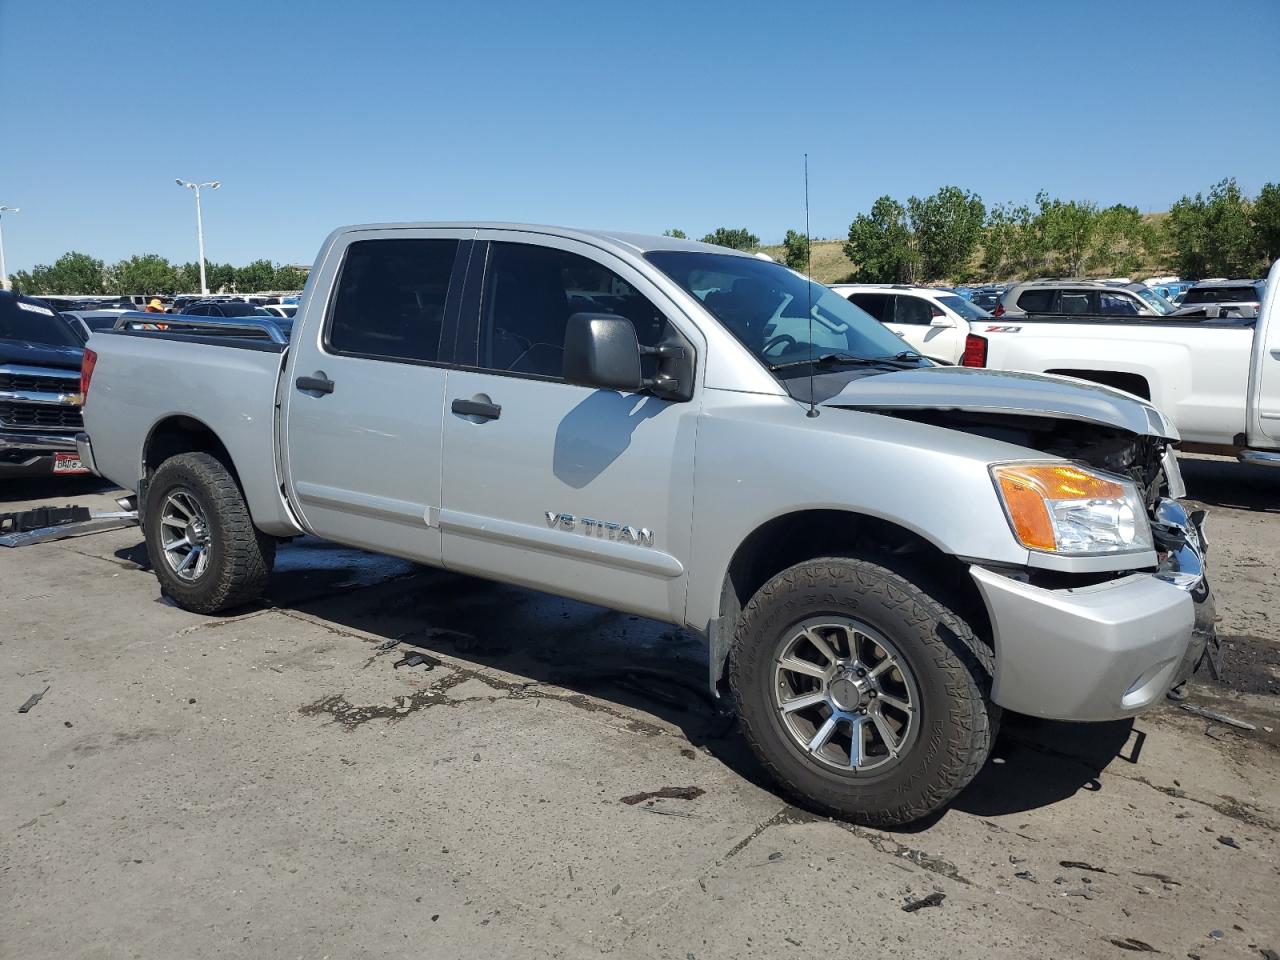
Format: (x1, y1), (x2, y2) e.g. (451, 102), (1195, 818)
(892, 295), (933, 325)
(327, 238), (459, 363)
(846, 292), (889, 322)
(1058, 291), (1095, 314)
(1099, 292), (1140, 315)
(1016, 289), (1056, 312)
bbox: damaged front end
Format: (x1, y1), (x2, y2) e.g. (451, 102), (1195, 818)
(822, 367), (1217, 715)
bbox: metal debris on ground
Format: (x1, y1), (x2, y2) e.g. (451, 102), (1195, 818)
(18, 685), (50, 713)
(1179, 704), (1256, 731)
(620, 786), (706, 805)
(1014, 870), (1037, 882)
(1061, 888), (1096, 899)
(1209, 929), (1224, 941)
(1106, 937), (1158, 952)
(0, 507), (138, 547)
(1132, 871), (1180, 886)
(374, 636), (403, 651)
(1060, 860), (1109, 874)
(901, 892), (945, 913)
(392, 653), (438, 670)
(1216, 835), (1240, 849)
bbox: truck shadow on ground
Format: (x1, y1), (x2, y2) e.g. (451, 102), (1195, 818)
(116, 535), (1144, 831)
(1178, 456), (1279, 514)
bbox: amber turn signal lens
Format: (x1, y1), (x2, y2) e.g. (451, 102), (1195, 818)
(993, 464), (1126, 552)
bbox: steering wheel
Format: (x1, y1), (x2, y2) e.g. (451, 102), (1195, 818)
(762, 333), (797, 356)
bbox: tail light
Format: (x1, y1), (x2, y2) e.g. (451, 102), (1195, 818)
(992, 302), (1005, 317)
(80, 348), (98, 401)
(961, 334), (988, 367)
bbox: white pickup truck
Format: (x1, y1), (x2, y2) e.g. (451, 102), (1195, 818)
(77, 222), (1215, 825)
(956, 262), (1280, 466)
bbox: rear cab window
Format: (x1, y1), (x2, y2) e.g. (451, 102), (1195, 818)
(1016, 289), (1057, 312)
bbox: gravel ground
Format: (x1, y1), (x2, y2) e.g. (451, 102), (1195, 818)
(1, 458), (1276, 960)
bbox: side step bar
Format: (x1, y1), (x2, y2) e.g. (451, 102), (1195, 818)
(1238, 450), (1280, 467)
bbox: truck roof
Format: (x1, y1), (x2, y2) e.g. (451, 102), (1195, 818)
(330, 222), (754, 258)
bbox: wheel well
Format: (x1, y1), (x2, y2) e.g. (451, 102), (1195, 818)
(1046, 368), (1151, 400)
(714, 510), (992, 688)
(144, 416), (241, 487)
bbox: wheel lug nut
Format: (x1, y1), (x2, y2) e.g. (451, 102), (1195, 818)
(867, 690), (877, 698)
(855, 669), (866, 677)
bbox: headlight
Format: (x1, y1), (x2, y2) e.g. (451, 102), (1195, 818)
(991, 463), (1153, 555)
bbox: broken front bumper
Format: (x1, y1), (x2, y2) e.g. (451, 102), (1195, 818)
(970, 499), (1212, 722)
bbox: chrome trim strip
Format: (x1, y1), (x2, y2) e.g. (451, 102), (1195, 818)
(112, 312), (290, 345)
(0, 431), (79, 452)
(1239, 450), (1280, 467)
(438, 508), (684, 579)
(293, 480), (428, 526)
(0, 364), (81, 380)
(0, 389), (82, 405)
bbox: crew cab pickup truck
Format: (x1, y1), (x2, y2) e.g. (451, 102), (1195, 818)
(0, 291), (90, 479)
(78, 223), (1213, 825)
(960, 260), (1280, 466)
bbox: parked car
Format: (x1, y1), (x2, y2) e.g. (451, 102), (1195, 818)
(1178, 280), (1265, 311)
(64, 309), (134, 339)
(960, 259), (1280, 466)
(995, 279), (1177, 318)
(79, 222), (1213, 825)
(261, 304), (297, 320)
(830, 284), (992, 364)
(179, 299), (276, 319)
(970, 286), (1004, 311)
(0, 291), (88, 478)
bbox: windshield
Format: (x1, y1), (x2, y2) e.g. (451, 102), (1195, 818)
(1134, 287), (1176, 315)
(0, 296), (85, 347)
(938, 294), (991, 320)
(644, 251), (919, 375)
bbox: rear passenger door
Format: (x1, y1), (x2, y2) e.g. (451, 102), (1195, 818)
(281, 229), (472, 563)
(437, 230), (701, 622)
(885, 294), (936, 358)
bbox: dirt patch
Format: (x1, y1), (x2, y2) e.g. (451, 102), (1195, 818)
(1210, 635), (1280, 696)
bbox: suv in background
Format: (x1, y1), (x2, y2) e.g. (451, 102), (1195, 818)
(995, 280), (1176, 318)
(830, 283), (992, 364)
(1179, 280), (1265, 310)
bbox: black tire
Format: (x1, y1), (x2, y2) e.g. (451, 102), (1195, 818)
(144, 452), (275, 614)
(729, 557), (997, 827)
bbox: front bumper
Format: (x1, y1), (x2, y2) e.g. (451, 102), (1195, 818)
(0, 430), (80, 478)
(971, 499), (1212, 722)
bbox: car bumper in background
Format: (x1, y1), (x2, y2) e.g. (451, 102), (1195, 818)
(0, 430), (81, 478)
(971, 499), (1212, 722)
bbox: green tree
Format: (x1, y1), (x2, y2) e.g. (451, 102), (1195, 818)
(1252, 181), (1280, 265)
(206, 262), (237, 293)
(980, 202), (1037, 278)
(1035, 192), (1098, 276)
(662, 228), (687, 239)
(273, 265), (309, 290)
(700, 227), (759, 250)
(781, 229), (810, 271)
(235, 259), (277, 292)
(843, 196), (918, 282)
(22, 251), (106, 294)
(1088, 204), (1159, 276)
(108, 254), (179, 295)
(907, 185), (985, 281)
(8, 269), (37, 293)
(175, 262), (203, 292)
(1166, 178), (1257, 278)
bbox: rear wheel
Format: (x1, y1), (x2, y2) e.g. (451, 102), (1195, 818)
(729, 556), (997, 826)
(144, 452), (275, 614)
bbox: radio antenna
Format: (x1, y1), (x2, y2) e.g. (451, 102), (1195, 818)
(804, 153), (818, 418)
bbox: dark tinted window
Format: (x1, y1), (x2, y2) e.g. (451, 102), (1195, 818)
(1183, 285), (1262, 304)
(1099, 291), (1140, 315)
(0, 294), (84, 347)
(1016, 289), (1056, 312)
(478, 242), (665, 379)
(214, 302), (262, 317)
(893, 295), (933, 324)
(1059, 292), (1094, 314)
(847, 292), (889, 322)
(328, 238), (458, 363)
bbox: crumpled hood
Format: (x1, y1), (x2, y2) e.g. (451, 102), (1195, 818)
(0, 337), (84, 372)
(821, 365), (1178, 440)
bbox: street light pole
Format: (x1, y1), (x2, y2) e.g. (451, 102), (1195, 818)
(0, 205), (19, 292)
(175, 179), (219, 295)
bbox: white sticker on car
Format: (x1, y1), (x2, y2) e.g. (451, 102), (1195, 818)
(17, 301), (56, 316)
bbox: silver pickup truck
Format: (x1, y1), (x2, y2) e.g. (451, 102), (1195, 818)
(78, 223), (1213, 825)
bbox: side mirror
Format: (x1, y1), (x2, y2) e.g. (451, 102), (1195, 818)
(563, 313), (643, 392)
(563, 312), (694, 401)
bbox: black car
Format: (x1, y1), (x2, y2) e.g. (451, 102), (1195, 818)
(0, 291), (88, 479)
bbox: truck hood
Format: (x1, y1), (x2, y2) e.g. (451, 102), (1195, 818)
(821, 365), (1178, 440)
(0, 337), (85, 372)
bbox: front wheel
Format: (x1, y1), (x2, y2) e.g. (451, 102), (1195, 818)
(729, 557), (997, 826)
(144, 452), (275, 614)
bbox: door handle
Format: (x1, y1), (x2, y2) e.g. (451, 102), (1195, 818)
(295, 373), (335, 395)
(451, 398), (501, 421)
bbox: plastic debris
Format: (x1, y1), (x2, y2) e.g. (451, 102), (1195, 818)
(620, 786), (706, 805)
(18, 685), (50, 714)
(901, 892), (945, 913)
(1216, 836), (1240, 849)
(1106, 937), (1158, 952)
(1060, 860), (1109, 874)
(1209, 930), (1224, 941)
(392, 653), (437, 670)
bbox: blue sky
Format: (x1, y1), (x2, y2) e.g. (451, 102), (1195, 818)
(1, 0), (1276, 271)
